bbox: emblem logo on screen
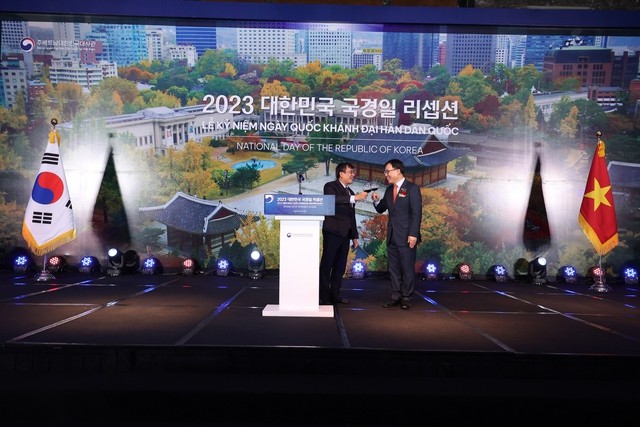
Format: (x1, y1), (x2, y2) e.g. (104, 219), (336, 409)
(20, 37), (35, 52)
(264, 194), (275, 204)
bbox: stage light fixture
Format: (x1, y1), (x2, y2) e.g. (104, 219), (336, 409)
(588, 265), (610, 292)
(123, 250), (140, 274)
(487, 264), (509, 282)
(623, 266), (638, 285)
(528, 257), (547, 285)
(182, 257), (199, 275)
(455, 262), (473, 280)
(514, 257), (529, 281)
(107, 248), (124, 276)
(141, 257), (163, 275)
(46, 255), (67, 274)
(248, 247), (264, 280)
(589, 266), (606, 283)
(351, 260), (367, 279)
(107, 248), (139, 276)
(216, 258), (231, 276)
(13, 253), (35, 273)
(423, 262), (438, 280)
(78, 256), (101, 274)
(558, 265), (578, 284)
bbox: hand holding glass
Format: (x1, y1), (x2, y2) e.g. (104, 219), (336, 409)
(363, 181), (379, 193)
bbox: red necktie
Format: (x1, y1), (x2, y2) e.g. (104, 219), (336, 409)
(393, 185), (398, 202)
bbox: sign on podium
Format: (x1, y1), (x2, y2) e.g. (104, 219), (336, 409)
(262, 194), (335, 317)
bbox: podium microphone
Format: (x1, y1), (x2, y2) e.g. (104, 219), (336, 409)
(297, 172), (305, 195)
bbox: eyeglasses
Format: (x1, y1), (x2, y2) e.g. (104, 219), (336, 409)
(383, 168), (398, 175)
(341, 169), (356, 175)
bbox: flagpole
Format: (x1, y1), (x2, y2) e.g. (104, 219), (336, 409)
(589, 254), (610, 293)
(586, 131), (613, 293)
(31, 118), (63, 283)
(35, 253), (55, 282)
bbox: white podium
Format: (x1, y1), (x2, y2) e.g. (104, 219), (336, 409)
(262, 215), (334, 317)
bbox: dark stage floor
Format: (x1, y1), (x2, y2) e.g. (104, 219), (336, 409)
(1, 269), (640, 425)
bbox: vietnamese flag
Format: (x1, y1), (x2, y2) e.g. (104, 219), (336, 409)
(578, 134), (618, 256)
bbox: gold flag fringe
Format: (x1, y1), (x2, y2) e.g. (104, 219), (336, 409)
(21, 223), (77, 256)
(578, 213), (619, 256)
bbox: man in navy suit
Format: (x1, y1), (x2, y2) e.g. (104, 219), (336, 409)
(372, 159), (422, 310)
(319, 162), (368, 305)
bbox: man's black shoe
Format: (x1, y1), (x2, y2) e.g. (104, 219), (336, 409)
(383, 299), (401, 308)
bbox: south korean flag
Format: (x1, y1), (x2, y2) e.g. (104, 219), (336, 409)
(22, 127), (76, 256)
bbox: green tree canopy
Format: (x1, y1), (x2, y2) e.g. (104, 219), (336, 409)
(424, 64), (451, 97)
(515, 64), (542, 93)
(231, 164), (260, 191)
(263, 58), (297, 81)
(154, 66), (195, 92)
(203, 77), (237, 97)
(194, 49), (243, 79)
(549, 96), (606, 136)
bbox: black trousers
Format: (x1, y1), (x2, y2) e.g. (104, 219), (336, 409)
(387, 240), (416, 302)
(319, 231), (350, 302)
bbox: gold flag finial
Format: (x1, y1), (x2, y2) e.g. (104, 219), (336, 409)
(48, 119), (60, 144)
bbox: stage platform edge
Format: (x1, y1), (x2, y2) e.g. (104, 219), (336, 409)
(262, 303), (334, 317)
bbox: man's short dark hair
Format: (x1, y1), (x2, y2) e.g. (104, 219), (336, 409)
(335, 162), (355, 179)
(384, 159), (405, 175)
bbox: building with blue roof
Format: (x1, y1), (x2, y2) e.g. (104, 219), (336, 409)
(335, 129), (470, 186)
(139, 192), (249, 257)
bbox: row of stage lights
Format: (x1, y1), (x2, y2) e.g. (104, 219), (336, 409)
(348, 257), (638, 286)
(11, 246), (266, 279)
(11, 249), (639, 286)
(428, 258), (638, 286)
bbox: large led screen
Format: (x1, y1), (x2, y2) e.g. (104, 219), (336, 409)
(1, 2), (640, 278)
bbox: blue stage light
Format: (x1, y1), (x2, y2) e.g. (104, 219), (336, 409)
(424, 262), (438, 280)
(623, 266), (638, 285)
(78, 256), (101, 274)
(351, 260), (366, 279)
(558, 265), (578, 284)
(13, 253), (35, 273)
(487, 264), (509, 282)
(141, 257), (162, 275)
(216, 258), (231, 276)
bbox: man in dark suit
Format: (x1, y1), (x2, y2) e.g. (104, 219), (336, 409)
(319, 162), (368, 305)
(371, 159), (422, 310)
